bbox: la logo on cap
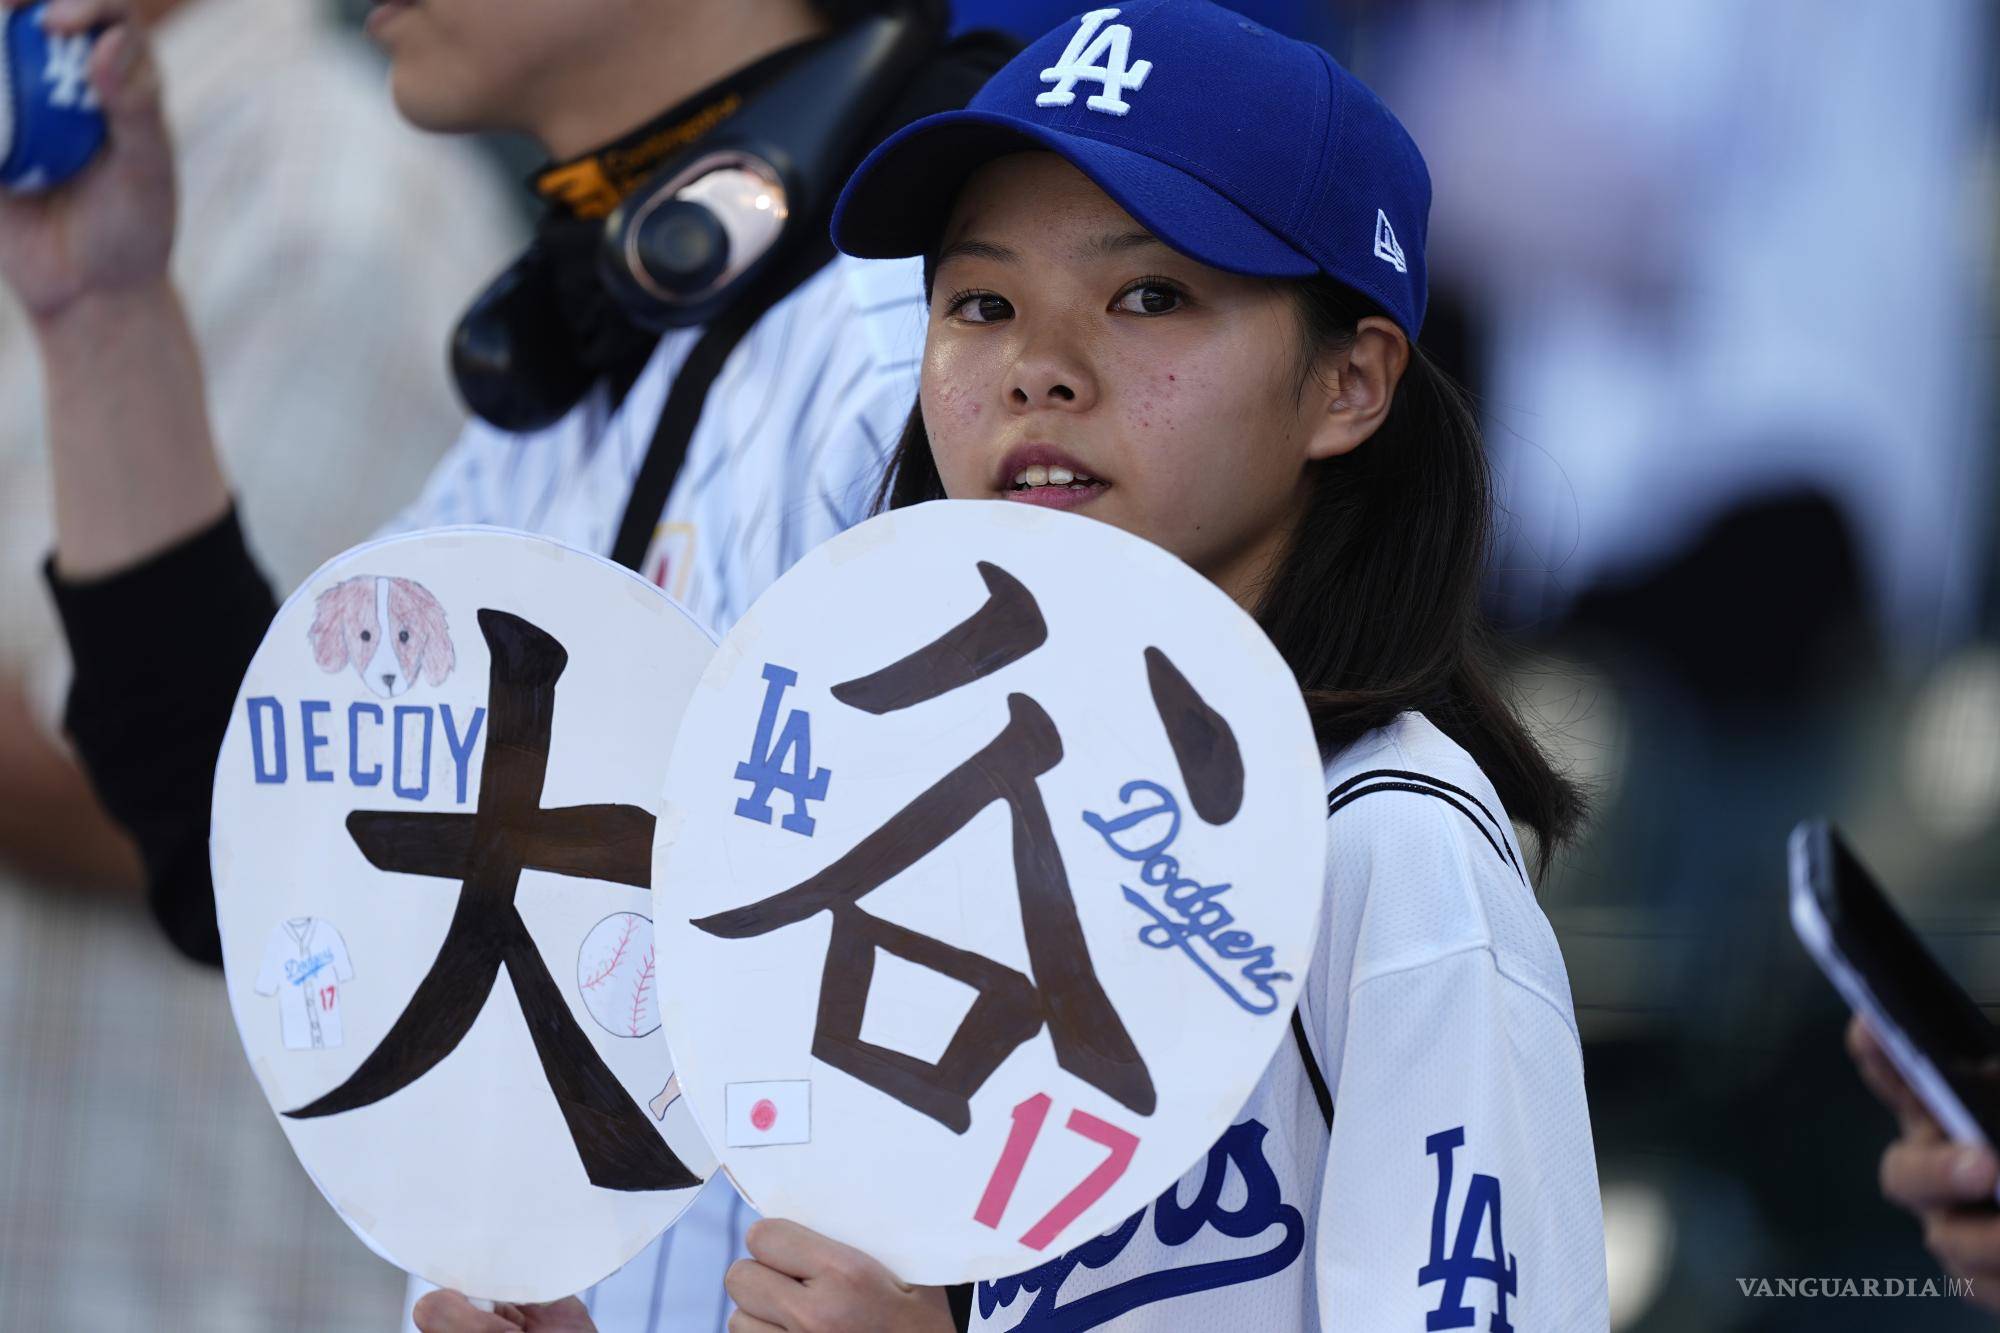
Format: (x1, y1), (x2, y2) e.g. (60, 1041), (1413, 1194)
(1037, 8), (1153, 118)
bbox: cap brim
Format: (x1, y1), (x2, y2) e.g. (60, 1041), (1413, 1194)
(832, 110), (1318, 280)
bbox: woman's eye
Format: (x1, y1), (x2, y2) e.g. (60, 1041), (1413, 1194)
(399, 629), (410, 644)
(948, 292), (1013, 324)
(1114, 283), (1183, 316)
(359, 630), (372, 642)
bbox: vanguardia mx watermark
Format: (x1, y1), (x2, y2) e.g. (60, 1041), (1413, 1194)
(1736, 1277), (1975, 1299)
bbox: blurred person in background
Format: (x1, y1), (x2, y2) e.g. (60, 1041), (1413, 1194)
(1375, 0), (1992, 671)
(0, 0), (518, 1327)
(1362, 0), (1994, 1100)
(0, 0), (1013, 1328)
(1849, 1016), (2000, 1317)
(0, 0), (519, 891)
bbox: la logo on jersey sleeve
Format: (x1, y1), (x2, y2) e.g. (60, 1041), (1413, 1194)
(212, 527), (720, 1304)
(1422, 1126), (1521, 1331)
(652, 501), (1329, 1284)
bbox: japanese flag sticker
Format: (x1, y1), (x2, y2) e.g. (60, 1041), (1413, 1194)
(726, 1081), (812, 1147)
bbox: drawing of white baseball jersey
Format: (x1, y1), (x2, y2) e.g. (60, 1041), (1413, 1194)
(971, 712), (1611, 1332)
(393, 252), (927, 1333)
(254, 917), (357, 1051)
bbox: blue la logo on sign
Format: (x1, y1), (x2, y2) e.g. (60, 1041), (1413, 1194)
(1420, 1126), (1518, 1332)
(733, 663), (832, 836)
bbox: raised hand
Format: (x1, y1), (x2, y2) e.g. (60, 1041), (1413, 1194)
(0, 0), (175, 322)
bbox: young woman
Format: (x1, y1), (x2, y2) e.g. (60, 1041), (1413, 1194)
(416, 4), (1604, 1331)
(702, 4), (1612, 1332)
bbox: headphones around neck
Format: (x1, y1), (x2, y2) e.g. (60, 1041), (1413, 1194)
(451, 10), (942, 435)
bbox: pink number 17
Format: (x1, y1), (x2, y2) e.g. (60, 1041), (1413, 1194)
(972, 1093), (1141, 1251)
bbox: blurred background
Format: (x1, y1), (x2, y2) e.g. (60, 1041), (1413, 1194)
(1, 0), (1996, 1329)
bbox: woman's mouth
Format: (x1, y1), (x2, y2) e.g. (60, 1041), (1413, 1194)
(997, 447), (1111, 511)
(1006, 463), (1110, 510)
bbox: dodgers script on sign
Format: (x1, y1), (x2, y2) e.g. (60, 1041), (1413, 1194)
(652, 501), (1328, 1284)
(212, 528), (718, 1302)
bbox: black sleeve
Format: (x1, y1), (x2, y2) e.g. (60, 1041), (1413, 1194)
(43, 508), (278, 966)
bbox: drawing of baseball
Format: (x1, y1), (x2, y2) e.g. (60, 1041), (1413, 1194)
(577, 912), (659, 1038)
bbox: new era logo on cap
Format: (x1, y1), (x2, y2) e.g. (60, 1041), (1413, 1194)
(1374, 210), (1406, 274)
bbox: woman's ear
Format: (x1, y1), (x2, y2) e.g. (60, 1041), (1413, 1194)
(1303, 316), (1411, 462)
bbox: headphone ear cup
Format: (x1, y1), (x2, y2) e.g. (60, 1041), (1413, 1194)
(451, 250), (599, 434)
(601, 159), (792, 332)
(599, 194), (737, 332)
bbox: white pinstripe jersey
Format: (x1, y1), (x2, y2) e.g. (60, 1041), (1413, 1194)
(387, 252), (929, 637)
(392, 250), (927, 1333)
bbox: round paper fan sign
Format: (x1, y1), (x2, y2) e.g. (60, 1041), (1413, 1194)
(652, 500), (1329, 1283)
(212, 527), (717, 1302)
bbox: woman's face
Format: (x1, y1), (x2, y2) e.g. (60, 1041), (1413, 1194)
(921, 153), (1346, 606)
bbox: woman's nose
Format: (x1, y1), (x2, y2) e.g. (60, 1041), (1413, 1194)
(1012, 381), (1078, 406)
(1006, 330), (1097, 412)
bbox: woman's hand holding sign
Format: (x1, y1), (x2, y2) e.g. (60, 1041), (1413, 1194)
(724, 1220), (953, 1333)
(412, 1291), (597, 1332)
(0, 0), (230, 579)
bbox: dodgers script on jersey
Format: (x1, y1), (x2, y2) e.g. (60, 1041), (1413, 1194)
(971, 715), (1610, 1331)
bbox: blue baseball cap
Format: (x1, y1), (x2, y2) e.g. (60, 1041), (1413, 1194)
(832, 0), (1431, 337)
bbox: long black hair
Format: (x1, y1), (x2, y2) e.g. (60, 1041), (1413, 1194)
(874, 274), (1589, 860)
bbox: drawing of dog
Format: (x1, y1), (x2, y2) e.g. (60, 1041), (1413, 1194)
(308, 576), (455, 698)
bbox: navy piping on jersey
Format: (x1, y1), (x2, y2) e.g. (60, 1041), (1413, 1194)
(1291, 1009), (1333, 1129)
(1325, 769), (1526, 885)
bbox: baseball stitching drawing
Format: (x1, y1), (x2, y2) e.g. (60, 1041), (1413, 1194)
(579, 911), (661, 1039)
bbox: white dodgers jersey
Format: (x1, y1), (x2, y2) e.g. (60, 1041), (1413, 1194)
(971, 713), (1611, 1332)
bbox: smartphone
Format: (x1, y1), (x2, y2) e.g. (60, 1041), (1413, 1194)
(1789, 819), (2000, 1159)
